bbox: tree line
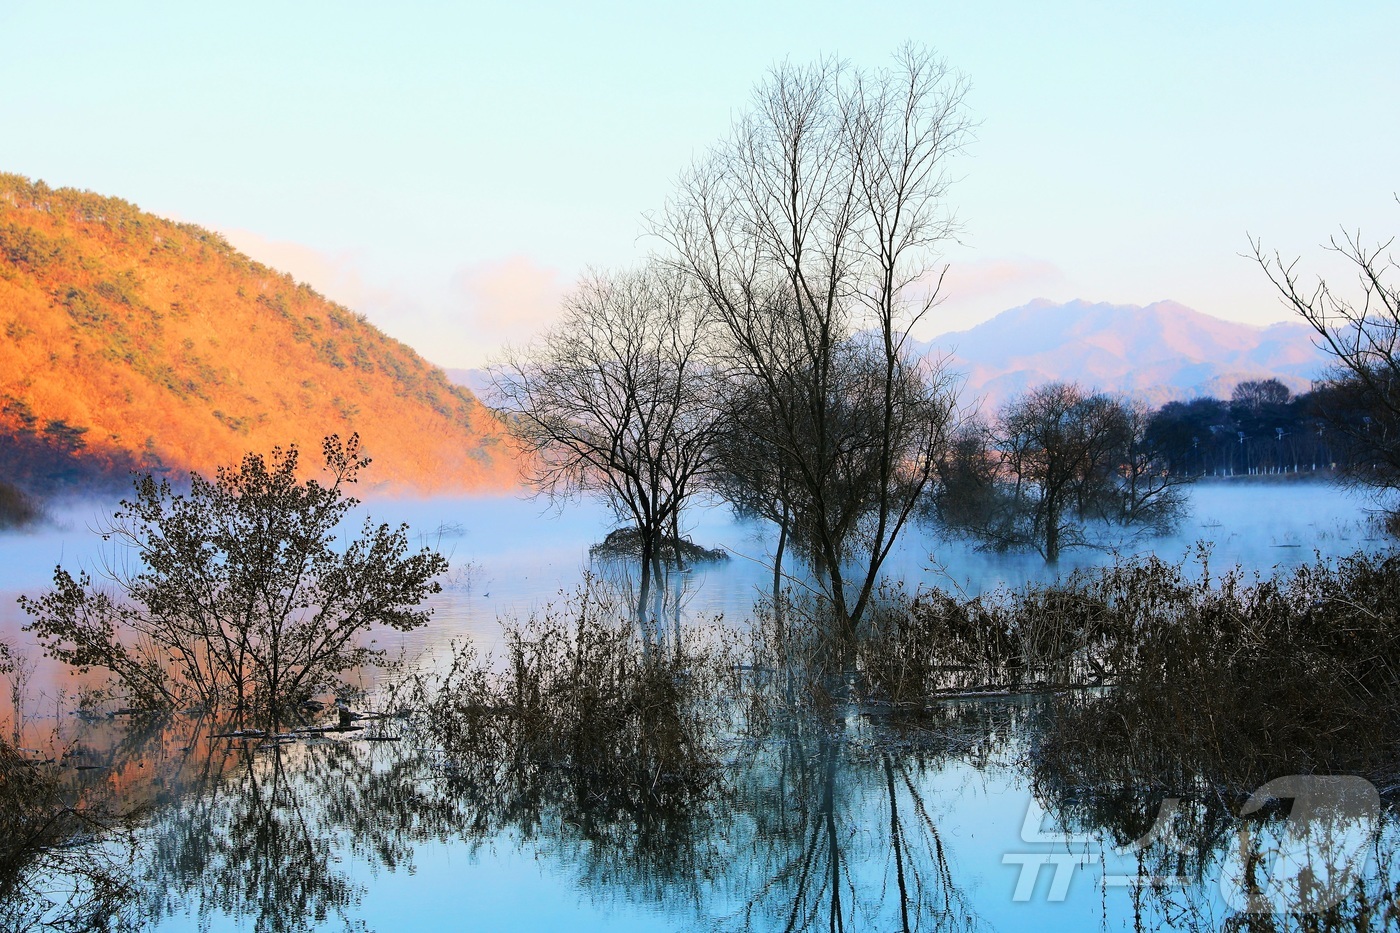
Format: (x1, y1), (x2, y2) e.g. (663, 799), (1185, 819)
(1147, 377), (1366, 478)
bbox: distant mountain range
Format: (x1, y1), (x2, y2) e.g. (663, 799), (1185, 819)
(910, 298), (1331, 408)
(449, 299), (1330, 413)
(0, 174), (516, 494)
(444, 367), (495, 402)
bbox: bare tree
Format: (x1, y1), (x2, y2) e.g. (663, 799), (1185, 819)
(1231, 378), (1292, 410)
(932, 384), (1189, 562)
(1253, 220), (1400, 516)
(490, 264), (721, 619)
(1115, 399), (1193, 532)
(658, 46), (969, 648)
(709, 371), (802, 610)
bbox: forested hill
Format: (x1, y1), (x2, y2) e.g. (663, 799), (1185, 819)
(0, 173), (516, 494)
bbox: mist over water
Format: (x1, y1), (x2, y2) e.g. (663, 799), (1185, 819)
(0, 481), (1382, 673)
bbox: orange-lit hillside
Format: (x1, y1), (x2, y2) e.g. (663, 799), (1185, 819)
(0, 174), (518, 494)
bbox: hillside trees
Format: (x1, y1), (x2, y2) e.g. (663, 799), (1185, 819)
(1253, 220), (1400, 518)
(490, 265), (722, 619)
(0, 481), (39, 529)
(657, 46), (968, 646)
(0, 172), (514, 494)
(932, 383), (1188, 561)
(19, 434), (448, 725)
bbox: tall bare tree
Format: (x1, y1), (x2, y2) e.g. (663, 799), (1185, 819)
(658, 46), (969, 647)
(1253, 220), (1400, 517)
(490, 264), (721, 619)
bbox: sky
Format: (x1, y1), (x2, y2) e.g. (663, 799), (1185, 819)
(1, 1), (1396, 367)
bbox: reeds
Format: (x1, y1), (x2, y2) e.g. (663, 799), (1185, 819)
(395, 575), (739, 807)
(856, 583), (1104, 701)
(1031, 549), (1400, 791)
(751, 547), (1400, 791)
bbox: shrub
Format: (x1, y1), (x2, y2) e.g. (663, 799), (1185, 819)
(20, 434), (447, 725)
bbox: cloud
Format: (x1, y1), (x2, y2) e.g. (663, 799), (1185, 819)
(216, 229), (569, 367)
(943, 257), (1064, 303)
(448, 255), (569, 351)
(921, 256), (1068, 333)
(218, 227), (402, 316)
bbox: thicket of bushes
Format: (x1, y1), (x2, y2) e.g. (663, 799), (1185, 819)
(850, 548), (1400, 789)
(393, 578), (739, 811)
(397, 545), (1400, 795)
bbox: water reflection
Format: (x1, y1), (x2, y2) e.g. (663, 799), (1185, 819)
(5, 693), (1400, 932)
(714, 709), (999, 933)
(1026, 773), (1400, 932)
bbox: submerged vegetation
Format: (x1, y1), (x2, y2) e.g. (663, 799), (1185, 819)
(392, 544), (1400, 798)
(1039, 549), (1400, 793)
(396, 577), (734, 809)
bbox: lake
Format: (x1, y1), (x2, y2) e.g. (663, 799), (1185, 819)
(1, 479), (1396, 932)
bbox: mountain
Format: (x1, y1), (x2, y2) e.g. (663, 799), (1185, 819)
(0, 174), (516, 494)
(915, 299), (1331, 408)
(450, 300), (1328, 415)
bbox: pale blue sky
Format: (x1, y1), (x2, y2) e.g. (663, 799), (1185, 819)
(1, 1), (1395, 365)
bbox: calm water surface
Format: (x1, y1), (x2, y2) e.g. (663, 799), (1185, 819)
(2, 481), (1396, 931)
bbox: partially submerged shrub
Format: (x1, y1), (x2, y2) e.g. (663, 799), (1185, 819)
(399, 576), (737, 807)
(739, 591), (845, 712)
(19, 435), (447, 725)
(745, 578), (1133, 709)
(838, 546), (1400, 788)
(855, 576), (1127, 703)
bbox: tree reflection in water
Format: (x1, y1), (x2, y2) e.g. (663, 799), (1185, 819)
(3, 693), (1007, 931)
(8, 690), (1400, 931)
(711, 703), (1003, 933)
(141, 740), (383, 932)
(1030, 735), (1400, 933)
(0, 735), (140, 931)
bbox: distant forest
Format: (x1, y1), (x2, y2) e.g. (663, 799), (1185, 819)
(1146, 377), (1368, 478)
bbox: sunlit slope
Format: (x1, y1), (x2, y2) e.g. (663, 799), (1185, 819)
(0, 173), (516, 493)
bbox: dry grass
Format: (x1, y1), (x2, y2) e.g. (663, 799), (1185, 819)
(754, 547), (1400, 791)
(393, 575), (740, 809)
(1027, 549), (1400, 792)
